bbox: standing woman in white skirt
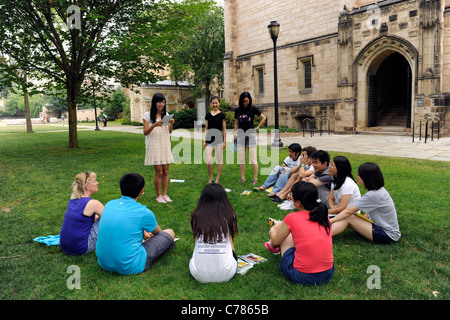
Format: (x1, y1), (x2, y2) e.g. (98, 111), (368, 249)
(143, 93), (175, 203)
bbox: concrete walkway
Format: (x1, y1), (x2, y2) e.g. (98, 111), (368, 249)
(3, 119), (448, 161)
(98, 125), (449, 162)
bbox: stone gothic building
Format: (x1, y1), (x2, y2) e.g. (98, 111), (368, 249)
(223, 0), (450, 136)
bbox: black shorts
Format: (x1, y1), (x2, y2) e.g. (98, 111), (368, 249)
(372, 224), (395, 245)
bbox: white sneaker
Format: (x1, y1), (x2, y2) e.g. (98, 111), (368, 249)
(280, 200), (295, 210)
(277, 200), (290, 208)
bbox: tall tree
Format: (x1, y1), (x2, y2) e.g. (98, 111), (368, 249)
(126, 0), (225, 108)
(0, 50), (39, 133)
(0, 0), (164, 148)
(168, 1), (224, 105)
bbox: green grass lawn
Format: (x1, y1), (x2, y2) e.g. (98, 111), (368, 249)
(0, 129), (448, 301)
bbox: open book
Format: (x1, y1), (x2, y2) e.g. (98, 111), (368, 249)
(236, 253), (267, 275)
(236, 258), (253, 275)
(162, 114), (173, 126)
(239, 253), (267, 264)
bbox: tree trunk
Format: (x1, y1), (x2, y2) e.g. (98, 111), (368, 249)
(23, 89), (33, 133)
(67, 84), (79, 148)
(22, 71), (32, 133)
(205, 80), (211, 117)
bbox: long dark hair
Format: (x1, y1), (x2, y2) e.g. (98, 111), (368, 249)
(190, 184), (238, 244)
(238, 91), (253, 114)
(150, 92), (166, 123)
(332, 156), (355, 190)
(291, 181), (331, 235)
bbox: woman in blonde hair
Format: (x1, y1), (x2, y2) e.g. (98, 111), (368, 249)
(60, 172), (104, 255)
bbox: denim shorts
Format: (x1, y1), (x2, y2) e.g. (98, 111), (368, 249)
(86, 219), (99, 253)
(143, 231), (175, 271)
(372, 224), (395, 245)
(237, 132), (257, 148)
(205, 142), (223, 148)
(280, 247), (334, 286)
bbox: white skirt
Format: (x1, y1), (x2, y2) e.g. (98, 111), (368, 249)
(145, 126), (173, 165)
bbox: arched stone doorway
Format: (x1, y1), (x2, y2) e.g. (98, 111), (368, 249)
(368, 52), (412, 128)
(354, 36), (418, 132)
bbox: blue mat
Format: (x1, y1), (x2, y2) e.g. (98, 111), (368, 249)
(33, 235), (60, 246)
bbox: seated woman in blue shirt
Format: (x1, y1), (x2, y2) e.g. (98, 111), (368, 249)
(60, 172), (104, 255)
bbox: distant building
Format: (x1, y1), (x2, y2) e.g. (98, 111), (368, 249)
(223, 0), (449, 136)
(125, 80), (195, 123)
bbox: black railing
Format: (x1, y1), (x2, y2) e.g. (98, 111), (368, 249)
(412, 117), (442, 143)
(302, 117), (331, 137)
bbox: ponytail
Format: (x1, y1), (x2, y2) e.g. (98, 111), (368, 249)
(308, 200), (331, 235)
(291, 182), (331, 235)
(70, 172), (96, 200)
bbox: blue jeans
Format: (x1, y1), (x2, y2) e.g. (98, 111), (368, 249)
(262, 166), (291, 193)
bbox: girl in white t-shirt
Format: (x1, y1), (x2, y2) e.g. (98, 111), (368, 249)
(330, 162), (401, 244)
(327, 156), (361, 216)
(189, 183), (239, 283)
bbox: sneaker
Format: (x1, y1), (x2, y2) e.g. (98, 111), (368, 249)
(277, 200), (290, 208)
(280, 200), (295, 210)
(156, 196), (166, 203)
(264, 241), (280, 255)
(162, 195), (172, 202)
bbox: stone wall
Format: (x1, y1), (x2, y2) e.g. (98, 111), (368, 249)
(224, 0), (450, 136)
(125, 83), (195, 123)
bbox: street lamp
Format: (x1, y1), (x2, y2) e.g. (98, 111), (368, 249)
(268, 21), (283, 148)
(92, 78), (100, 131)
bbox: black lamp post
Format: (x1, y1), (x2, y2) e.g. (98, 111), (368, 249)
(92, 78), (100, 131)
(268, 21), (283, 148)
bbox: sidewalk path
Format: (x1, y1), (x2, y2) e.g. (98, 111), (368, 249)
(99, 125), (449, 162)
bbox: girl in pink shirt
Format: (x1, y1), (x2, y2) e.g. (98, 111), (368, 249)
(267, 181), (334, 285)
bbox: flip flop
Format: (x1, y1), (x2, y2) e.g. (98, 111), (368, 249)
(253, 186), (266, 192)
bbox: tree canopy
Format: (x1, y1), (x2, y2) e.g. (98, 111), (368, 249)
(0, 0), (225, 147)
(0, 0), (163, 147)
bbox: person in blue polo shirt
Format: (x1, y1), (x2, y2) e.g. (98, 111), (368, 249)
(96, 173), (175, 275)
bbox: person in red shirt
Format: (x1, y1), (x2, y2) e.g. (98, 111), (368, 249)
(267, 181), (334, 285)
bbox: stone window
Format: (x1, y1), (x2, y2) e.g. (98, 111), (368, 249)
(297, 56), (313, 94)
(253, 65), (265, 97)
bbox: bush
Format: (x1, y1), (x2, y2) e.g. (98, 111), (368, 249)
(103, 89), (130, 121)
(121, 118), (143, 126)
(224, 111), (235, 129)
(171, 108), (197, 129)
(265, 125), (299, 132)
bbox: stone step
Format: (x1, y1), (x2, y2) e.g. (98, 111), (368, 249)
(356, 126), (411, 136)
